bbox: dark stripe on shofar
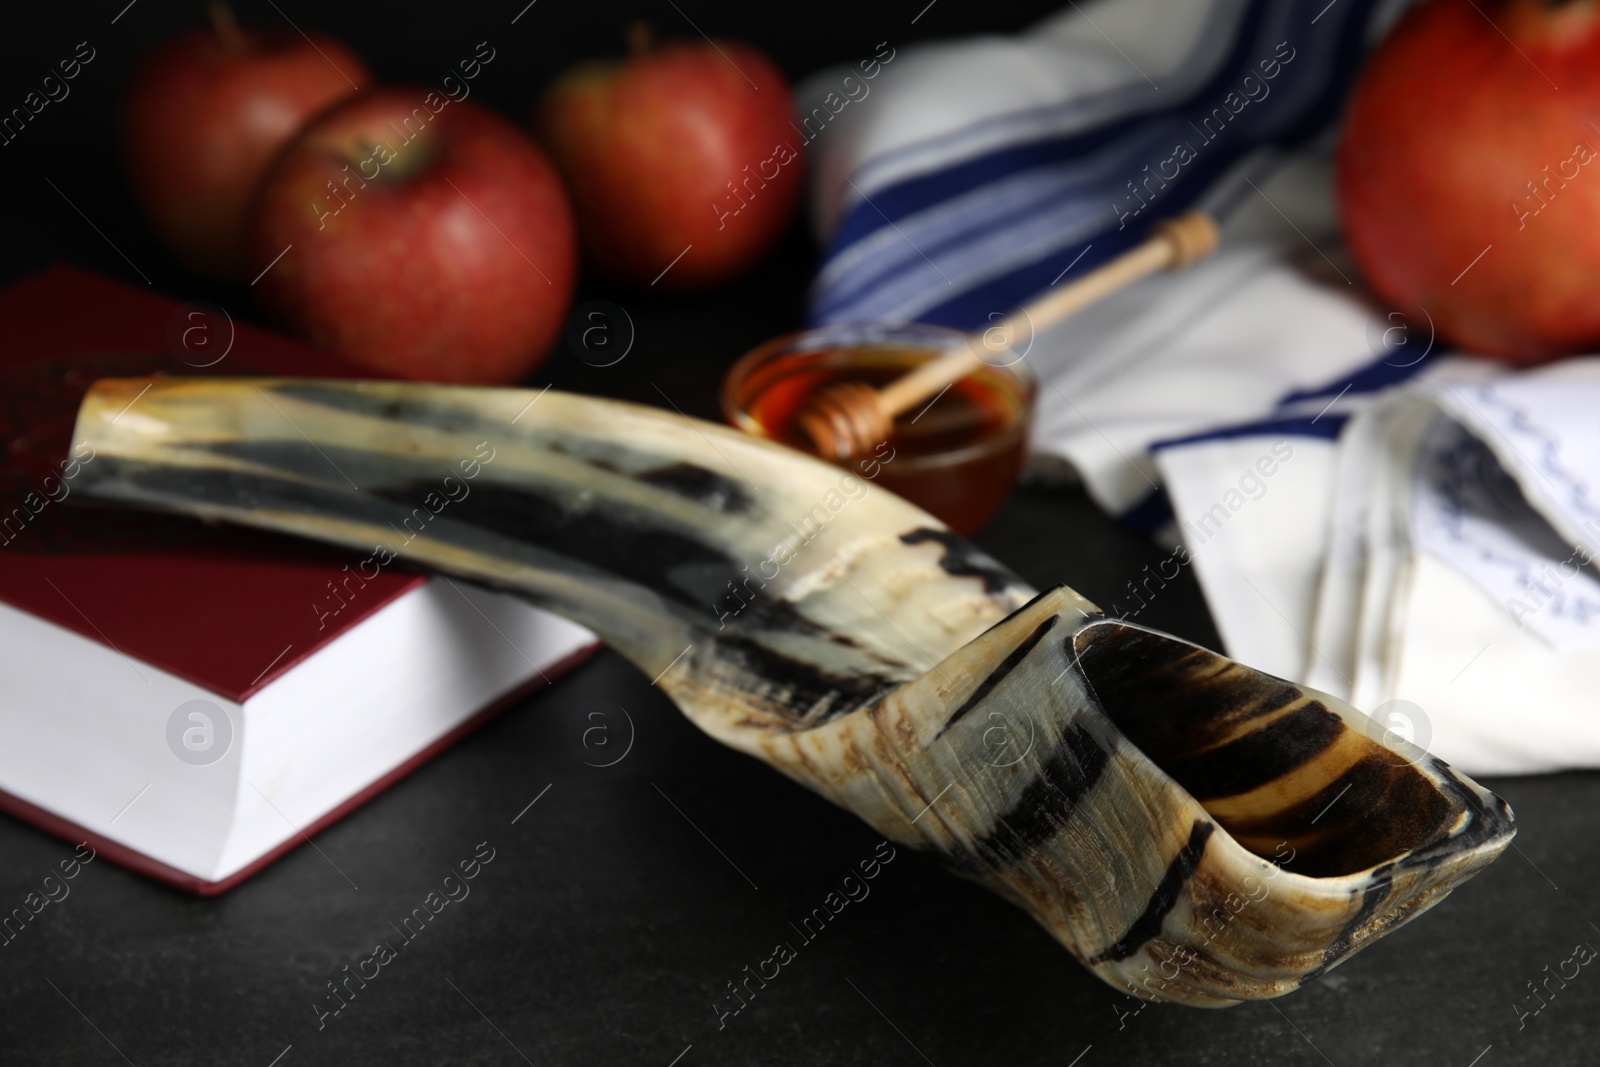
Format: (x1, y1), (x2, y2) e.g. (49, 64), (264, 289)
(1072, 622), (1305, 758)
(196, 440), (870, 658)
(199, 441), (754, 596)
(973, 715), (1115, 866)
(1223, 753), (1457, 878)
(936, 615), (1059, 738)
(567, 455), (757, 516)
(200, 438), (481, 494)
(1091, 820), (1216, 963)
(633, 462), (756, 515)
(90, 458), (680, 604)
(373, 472), (919, 710)
(94, 458), (915, 720)
(271, 381), (487, 429)
(1156, 703), (1346, 801)
(1302, 868), (1394, 982)
(707, 633), (904, 724)
(899, 528), (1024, 594)
(1330, 759), (1515, 880)
(371, 479), (740, 606)
(975, 585), (1070, 639)
(266, 384), (761, 514)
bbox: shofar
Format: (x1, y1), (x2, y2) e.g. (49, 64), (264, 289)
(69, 377), (1514, 1006)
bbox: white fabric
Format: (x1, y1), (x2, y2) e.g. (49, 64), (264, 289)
(1304, 371), (1600, 773)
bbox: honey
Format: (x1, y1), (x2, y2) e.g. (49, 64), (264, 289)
(722, 327), (1035, 535)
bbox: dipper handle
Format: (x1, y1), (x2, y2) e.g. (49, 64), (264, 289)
(799, 212), (1220, 459)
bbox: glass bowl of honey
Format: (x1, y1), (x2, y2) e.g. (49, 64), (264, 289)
(720, 322), (1036, 536)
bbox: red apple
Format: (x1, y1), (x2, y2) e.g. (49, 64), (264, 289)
(122, 4), (369, 281)
(249, 88), (577, 384)
(1338, 0), (1600, 362)
(536, 28), (803, 290)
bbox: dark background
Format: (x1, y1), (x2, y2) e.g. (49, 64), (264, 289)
(1, 2), (1596, 1065)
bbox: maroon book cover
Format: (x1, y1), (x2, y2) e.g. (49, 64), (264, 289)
(0, 265), (591, 894)
(0, 264), (428, 700)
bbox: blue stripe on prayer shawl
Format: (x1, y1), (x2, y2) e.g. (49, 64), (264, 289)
(809, 0), (1385, 332)
(1279, 347), (1437, 404)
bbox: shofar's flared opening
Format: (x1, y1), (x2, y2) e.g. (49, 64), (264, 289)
(1072, 620), (1494, 878)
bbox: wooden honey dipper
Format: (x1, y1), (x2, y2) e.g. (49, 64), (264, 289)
(796, 211), (1221, 459)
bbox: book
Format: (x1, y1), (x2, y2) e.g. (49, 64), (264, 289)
(0, 265), (596, 895)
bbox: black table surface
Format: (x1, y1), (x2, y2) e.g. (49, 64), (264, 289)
(2, 2), (1597, 1064)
